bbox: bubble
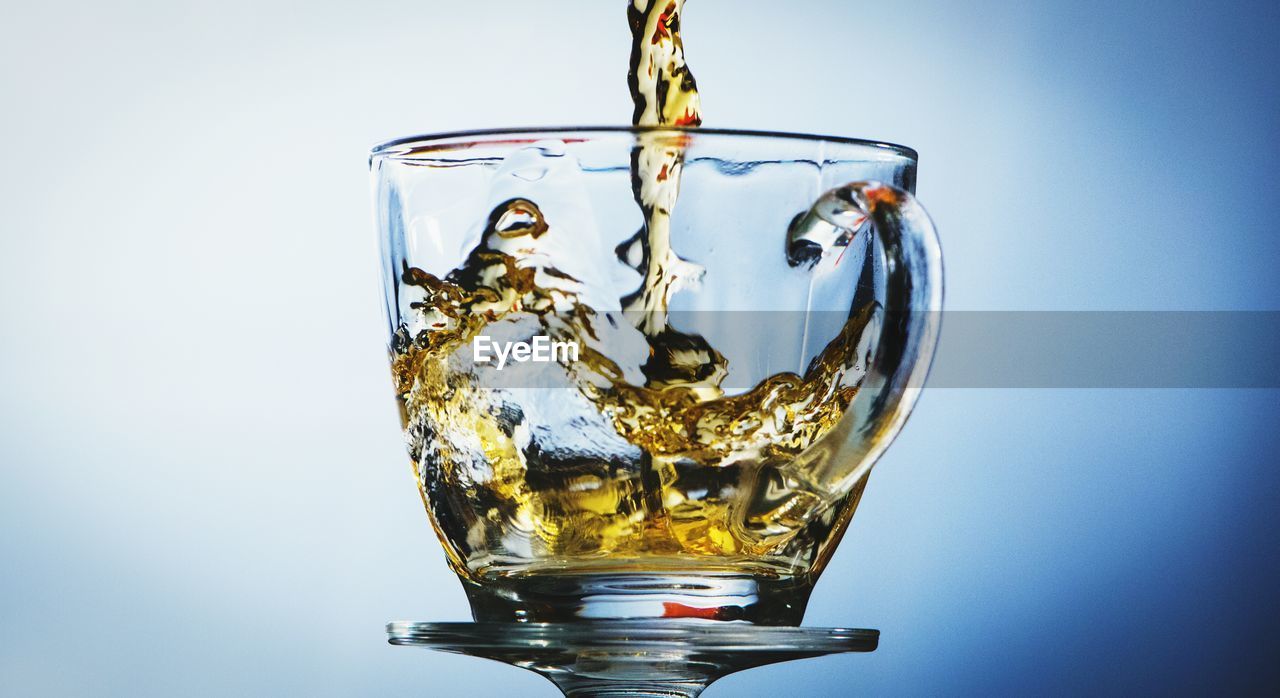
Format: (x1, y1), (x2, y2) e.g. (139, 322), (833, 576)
(491, 198), (549, 239)
(500, 142), (568, 183)
(512, 166), (548, 182)
(785, 185), (870, 268)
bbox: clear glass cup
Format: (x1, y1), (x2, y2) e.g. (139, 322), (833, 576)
(371, 127), (942, 626)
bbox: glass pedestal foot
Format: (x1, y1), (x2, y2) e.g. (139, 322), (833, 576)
(387, 620), (878, 697)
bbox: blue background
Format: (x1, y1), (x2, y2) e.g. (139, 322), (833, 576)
(1, 0), (1277, 694)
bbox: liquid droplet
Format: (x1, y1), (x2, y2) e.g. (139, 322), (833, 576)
(785, 185), (870, 268)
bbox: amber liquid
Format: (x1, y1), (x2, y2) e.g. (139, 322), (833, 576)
(391, 0), (872, 587)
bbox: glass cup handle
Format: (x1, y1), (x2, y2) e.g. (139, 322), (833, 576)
(789, 181), (944, 492)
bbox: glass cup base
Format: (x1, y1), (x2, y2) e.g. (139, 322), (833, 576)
(459, 571), (815, 625)
(387, 620), (879, 697)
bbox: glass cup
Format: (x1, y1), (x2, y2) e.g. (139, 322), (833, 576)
(371, 127), (942, 626)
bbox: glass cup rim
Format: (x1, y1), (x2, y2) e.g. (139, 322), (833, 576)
(369, 125), (918, 163)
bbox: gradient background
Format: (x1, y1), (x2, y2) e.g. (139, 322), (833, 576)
(2, 0), (1278, 695)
